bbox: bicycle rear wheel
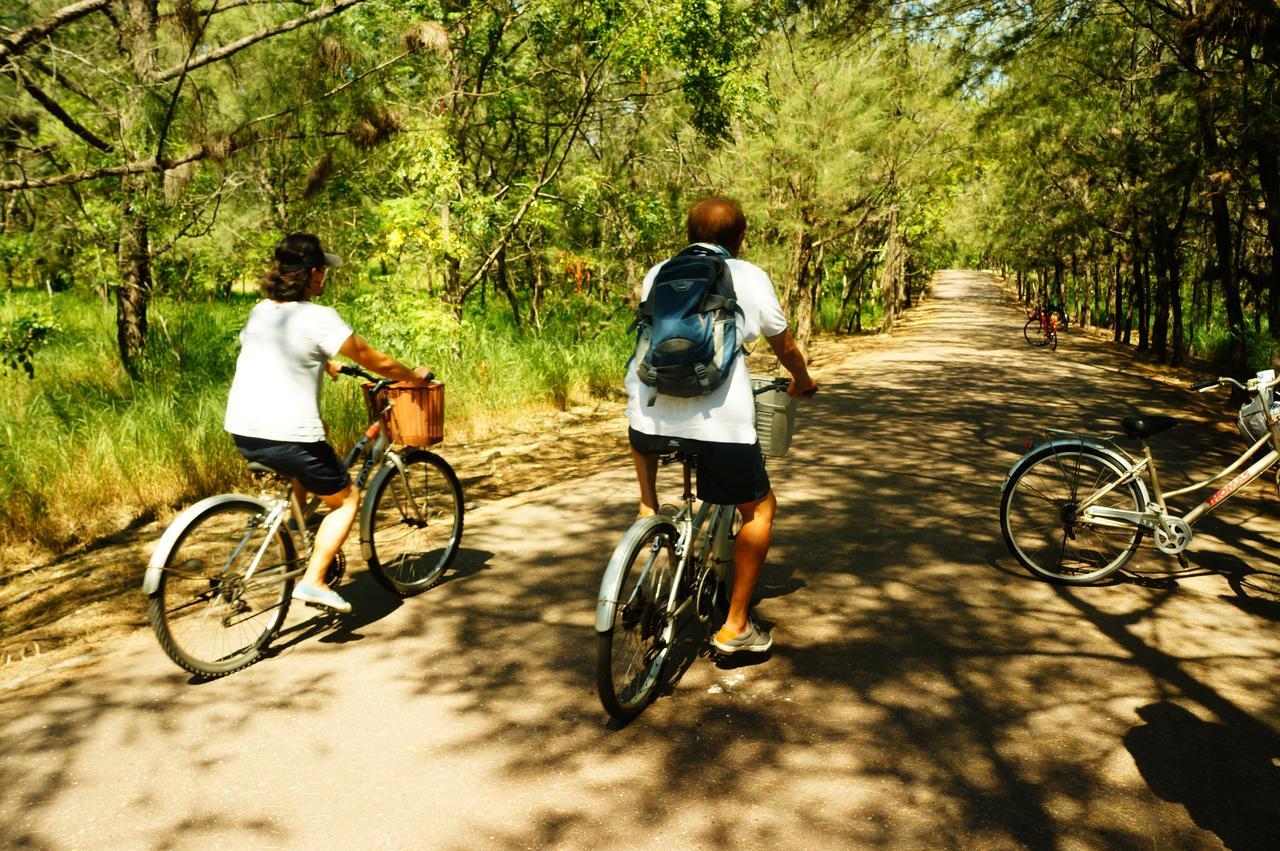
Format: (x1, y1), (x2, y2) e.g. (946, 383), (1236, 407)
(1000, 443), (1146, 584)
(147, 498), (295, 677)
(1024, 318), (1046, 347)
(363, 450), (464, 596)
(596, 519), (678, 721)
(1047, 328), (1058, 351)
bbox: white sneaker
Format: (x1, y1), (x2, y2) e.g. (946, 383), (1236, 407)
(292, 581), (352, 614)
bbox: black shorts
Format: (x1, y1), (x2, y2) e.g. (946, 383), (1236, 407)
(232, 435), (351, 496)
(629, 427), (770, 507)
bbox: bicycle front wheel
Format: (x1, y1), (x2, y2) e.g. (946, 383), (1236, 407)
(147, 498), (295, 677)
(596, 519), (678, 721)
(1000, 443), (1146, 584)
(363, 450), (464, 596)
(1024, 318), (1046, 347)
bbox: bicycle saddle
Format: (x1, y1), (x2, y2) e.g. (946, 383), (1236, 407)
(246, 461), (288, 477)
(1120, 414), (1178, 440)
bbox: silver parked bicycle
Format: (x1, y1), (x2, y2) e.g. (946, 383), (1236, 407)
(1000, 367), (1280, 596)
(594, 377), (796, 721)
(144, 365), (464, 678)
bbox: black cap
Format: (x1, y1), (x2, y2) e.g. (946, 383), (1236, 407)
(274, 233), (342, 272)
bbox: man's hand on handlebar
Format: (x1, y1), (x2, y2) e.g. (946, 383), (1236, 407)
(788, 376), (818, 399)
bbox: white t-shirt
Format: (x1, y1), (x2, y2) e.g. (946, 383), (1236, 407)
(224, 300), (353, 442)
(625, 245), (788, 444)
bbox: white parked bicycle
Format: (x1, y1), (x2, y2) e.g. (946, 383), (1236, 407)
(1000, 367), (1280, 597)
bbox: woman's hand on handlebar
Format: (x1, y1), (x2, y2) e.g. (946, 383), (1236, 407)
(410, 366), (435, 384)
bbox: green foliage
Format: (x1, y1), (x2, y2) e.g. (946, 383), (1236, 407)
(0, 312), (60, 379)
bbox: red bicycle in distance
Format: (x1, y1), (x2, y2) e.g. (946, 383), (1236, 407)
(1024, 304), (1068, 351)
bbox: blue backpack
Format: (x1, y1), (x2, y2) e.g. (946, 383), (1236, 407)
(631, 245), (742, 403)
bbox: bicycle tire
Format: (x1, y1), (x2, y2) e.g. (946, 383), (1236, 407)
(596, 519), (678, 721)
(363, 450), (464, 596)
(147, 497), (295, 677)
(1024, 318), (1046, 347)
(1047, 329), (1058, 351)
(1000, 443), (1146, 584)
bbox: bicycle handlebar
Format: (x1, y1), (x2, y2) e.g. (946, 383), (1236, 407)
(1189, 371), (1278, 396)
(753, 377), (817, 398)
(338, 363), (435, 387)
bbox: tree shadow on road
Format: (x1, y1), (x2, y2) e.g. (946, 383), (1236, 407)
(1123, 701), (1280, 851)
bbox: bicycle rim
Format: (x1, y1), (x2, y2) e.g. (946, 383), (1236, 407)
(148, 500), (294, 677)
(597, 525), (677, 719)
(1001, 446), (1144, 583)
(366, 452), (464, 596)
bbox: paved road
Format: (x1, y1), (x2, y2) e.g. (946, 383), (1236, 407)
(3, 271), (1278, 849)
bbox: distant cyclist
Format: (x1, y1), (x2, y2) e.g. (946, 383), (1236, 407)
(224, 233), (431, 614)
(625, 198), (816, 655)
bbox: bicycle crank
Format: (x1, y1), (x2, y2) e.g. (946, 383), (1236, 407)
(694, 564), (718, 623)
(1154, 517), (1193, 555)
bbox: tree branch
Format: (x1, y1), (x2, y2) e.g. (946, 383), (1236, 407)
(0, 150), (206, 192)
(0, 0), (113, 62)
(7, 65), (113, 152)
(153, 0), (367, 82)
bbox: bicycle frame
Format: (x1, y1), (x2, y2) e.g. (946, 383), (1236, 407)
(1075, 376), (1280, 540)
(144, 375), (413, 596)
(658, 460), (735, 636)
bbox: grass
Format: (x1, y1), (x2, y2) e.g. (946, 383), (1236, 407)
(0, 283), (633, 561)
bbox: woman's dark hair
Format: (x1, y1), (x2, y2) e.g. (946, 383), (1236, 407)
(261, 233), (334, 301)
(261, 267), (311, 302)
(687, 197), (747, 255)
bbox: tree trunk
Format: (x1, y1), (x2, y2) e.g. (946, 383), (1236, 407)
(114, 0), (159, 378)
(116, 196), (151, 378)
(496, 247), (521, 331)
(879, 205), (899, 333)
(791, 227), (816, 351)
(1195, 84), (1246, 372)
(1257, 145), (1280, 338)
(1113, 260), (1123, 342)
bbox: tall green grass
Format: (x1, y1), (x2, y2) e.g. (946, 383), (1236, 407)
(0, 284), (633, 555)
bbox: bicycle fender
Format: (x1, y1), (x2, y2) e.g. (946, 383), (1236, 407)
(142, 493), (269, 595)
(595, 515), (677, 634)
(1001, 439), (1148, 501)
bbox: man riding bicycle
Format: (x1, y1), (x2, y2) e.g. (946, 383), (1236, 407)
(625, 197), (816, 655)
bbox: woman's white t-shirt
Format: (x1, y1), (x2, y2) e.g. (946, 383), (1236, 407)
(224, 300), (353, 442)
(625, 246), (788, 444)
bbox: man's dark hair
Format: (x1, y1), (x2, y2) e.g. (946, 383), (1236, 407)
(686, 197), (747, 255)
(261, 233), (335, 301)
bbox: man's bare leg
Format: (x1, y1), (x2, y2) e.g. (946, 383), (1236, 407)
(719, 489), (776, 636)
(631, 448), (660, 517)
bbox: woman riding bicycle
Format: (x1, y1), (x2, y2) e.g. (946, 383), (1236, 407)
(223, 233), (431, 614)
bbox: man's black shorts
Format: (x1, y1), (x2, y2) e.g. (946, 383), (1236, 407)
(232, 435), (351, 496)
(628, 428), (770, 506)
